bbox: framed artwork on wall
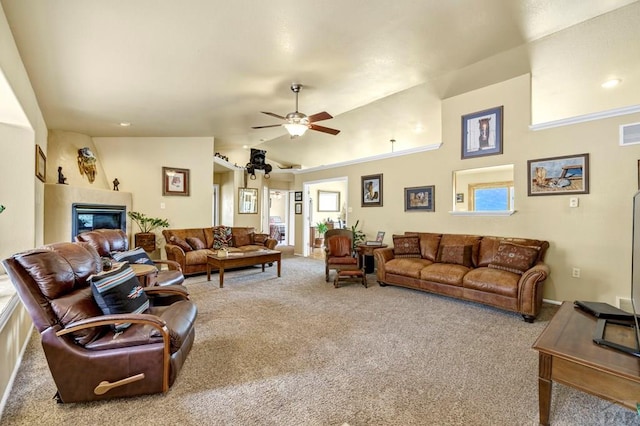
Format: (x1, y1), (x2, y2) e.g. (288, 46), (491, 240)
(35, 144), (46, 183)
(294, 191), (303, 201)
(239, 188), (258, 214)
(361, 174), (383, 207)
(162, 167), (190, 196)
(527, 153), (589, 196)
(462, 106), (503, 159)
(404, 185), (435, 211)
(295, 203), (302, 214)
(318, 190), (340, 212)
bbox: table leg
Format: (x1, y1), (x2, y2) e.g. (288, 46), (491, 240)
(262, 263), (265, 272)
(277, 258), (281, 277)
(219, 266), (225, 288)
(207, 262), (211, 281)
(538, 353), (553, 426)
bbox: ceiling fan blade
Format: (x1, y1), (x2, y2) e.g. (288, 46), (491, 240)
(252, 124), (283, 129)
(307, 111), (333, 123)
(309, 123), (340, 135)
(260, 111), (286, 120)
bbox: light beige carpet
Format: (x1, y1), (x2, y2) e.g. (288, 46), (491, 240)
(2, 256), (639, 425)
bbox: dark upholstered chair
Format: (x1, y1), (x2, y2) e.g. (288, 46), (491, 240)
(76, 229), (184, 287)
(2, 241), (197, 403)
(324, 228), (358, 282)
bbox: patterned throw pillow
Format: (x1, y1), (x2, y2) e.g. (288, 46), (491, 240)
(488, 242), (540, 275)
(170, 236), (192, 252)
(438, 245), (473, 267)
(90, 263), (149, 331)
(186, 237), (206, 250)
(254, 234), (268, 245)
(213, 226), (233, 249)
(393, 235), (421, 258)
(111, 247), (155, 266)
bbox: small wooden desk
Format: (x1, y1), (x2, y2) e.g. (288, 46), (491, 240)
(206, 249), (281, 288)
(532, 301), (640, 425)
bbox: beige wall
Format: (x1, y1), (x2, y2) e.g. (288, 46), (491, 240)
(92, 136), (215, 252)
(296, 74), (640, 306)
(47, 130), (110, 189)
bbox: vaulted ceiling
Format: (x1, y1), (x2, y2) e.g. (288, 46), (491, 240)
(2, 0), (639, 168)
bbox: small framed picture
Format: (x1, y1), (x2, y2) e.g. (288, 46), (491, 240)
(405, 185), (435, 211)
(527, 153), (589, 196)
(294, 191), (303, 201)
(35, 144), (46, 183)
(462, 106), (503, 159)
(162, 167), (190, 196)
(295, 202), (302, 214)
(361, 174), (383, 207)
(239, 188), (258, 214)
(376, 231), (385, 243)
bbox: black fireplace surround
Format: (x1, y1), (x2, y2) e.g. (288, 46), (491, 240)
(71, 203), (126, 240)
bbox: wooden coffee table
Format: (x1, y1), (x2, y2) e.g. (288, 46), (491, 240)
(206, 249), (281, 288)
(532, 301), (640, 425)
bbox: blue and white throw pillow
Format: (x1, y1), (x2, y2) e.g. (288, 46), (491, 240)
(112, 247), (155, 267)
(90, 263), (149, 331)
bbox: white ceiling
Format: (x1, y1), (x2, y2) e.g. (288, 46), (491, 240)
(2, 0), (638, 168)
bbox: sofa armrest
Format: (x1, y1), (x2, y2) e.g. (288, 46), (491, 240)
(517, 261), (551, 318)
(374, 248), (395, 282)
(144, 284), (190, 301)
(263, 238), (278, 250)
(164, 243), (186, 263)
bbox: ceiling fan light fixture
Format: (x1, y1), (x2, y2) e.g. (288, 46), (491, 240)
(283, 122), (309, 137)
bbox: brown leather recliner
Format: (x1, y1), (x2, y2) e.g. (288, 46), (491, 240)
(324, 228), (358, 282)
(2, 242), (197, 403)
(76, 229), (184, 286)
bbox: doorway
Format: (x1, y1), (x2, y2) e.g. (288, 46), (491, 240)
(302, 176), (348, 257)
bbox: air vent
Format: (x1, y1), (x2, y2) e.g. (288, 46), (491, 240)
(620, 122), (640, 146)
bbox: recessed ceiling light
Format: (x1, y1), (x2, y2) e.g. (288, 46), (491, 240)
(242, 145), (249, 149)
(601, 79), (621, 89)
(119, 121), (131, 127)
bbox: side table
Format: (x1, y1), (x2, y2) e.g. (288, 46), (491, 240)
(130, 263), (158, 287)
(356, 244), (388, 274)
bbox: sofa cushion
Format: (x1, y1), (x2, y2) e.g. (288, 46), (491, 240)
(233, 228), (253, 247)
(418, 233), (441, 261)
(186, 237), (206, 250)
(213, 226), (233, 249)
(463, 267), (519, 297)
(16, 249), (76, 299)
(385, 258), (433, 278)
(439, 234), (481, 266)
(203, 228), (215, 248)
(488, 242), (540, 275)
(170, 236), (192, 252)
(420, 263), (469, 286)
(112, 247), (155, 266)
(438, 245), (473, 268)
(254, 234), (269, 245)
(90, 263), (149, 331)
(393, 235), (421, 258)
(50, 286), (105, 345)
(184, 249), (215, 265)
(478, 237), (547, 267)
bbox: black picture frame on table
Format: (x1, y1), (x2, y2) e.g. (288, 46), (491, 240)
(404, 185), (435, 211)
(461, 106), (503, 159)
(527, 153), (589, 196)
(361, 174), (383, 207)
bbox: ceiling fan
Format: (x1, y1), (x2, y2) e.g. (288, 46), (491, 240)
(252, 83), (340, 137)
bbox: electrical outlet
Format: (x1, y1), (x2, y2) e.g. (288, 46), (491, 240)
(160, 202), (166, 209)
(569, 197), (579, 208)
(572, 267), (581, 278)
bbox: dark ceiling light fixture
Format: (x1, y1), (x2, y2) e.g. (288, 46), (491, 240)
(246, 148), (272, 180)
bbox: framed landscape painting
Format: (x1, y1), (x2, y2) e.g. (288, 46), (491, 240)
(462, 106), (503, 159)
(527, 153), (589, 196)
(404, 185), (435, 211)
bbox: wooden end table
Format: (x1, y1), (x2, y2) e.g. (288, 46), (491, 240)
(532, 301), (640, 425)
(129, 263), (158, 287)
(356, 244), (388, 274)
(206, 249), (281, 288)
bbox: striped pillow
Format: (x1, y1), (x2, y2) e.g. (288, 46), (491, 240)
(90, 263), (149, 331)
(111, 247), (155, 266)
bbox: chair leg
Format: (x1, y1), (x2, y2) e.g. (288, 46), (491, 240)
(325, 266), (329, 282)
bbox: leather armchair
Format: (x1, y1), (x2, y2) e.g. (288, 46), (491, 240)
(76, 229), (184, 286)
(324, 228), (358, 282)
(2, 242), (197, 403)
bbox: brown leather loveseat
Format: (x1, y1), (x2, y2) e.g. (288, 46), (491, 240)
(374, 233), (550, 322)
(2, 241), (197, 403)
(163, 226), (278, 276)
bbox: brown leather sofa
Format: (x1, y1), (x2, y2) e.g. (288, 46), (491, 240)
(162, 226), (278, 276)
(2, 241), (197, 403)
(374, 233), (550, 322)
(76, 228), (184, 286)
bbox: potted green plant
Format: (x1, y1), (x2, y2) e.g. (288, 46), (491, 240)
(350, 220), (366, 253)
(315, 221), (329, 248)
(128, 211), (170, 251)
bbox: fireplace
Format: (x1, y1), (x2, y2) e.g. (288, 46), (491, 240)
(71, 203), (127, 240)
